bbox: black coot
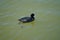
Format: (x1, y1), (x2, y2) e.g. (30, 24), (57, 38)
(18, 13), (35, 23)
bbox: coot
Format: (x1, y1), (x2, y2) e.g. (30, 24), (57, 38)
(18, 13), (35, 23)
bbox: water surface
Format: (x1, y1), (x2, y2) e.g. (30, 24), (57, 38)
(0, 0), (60, 40)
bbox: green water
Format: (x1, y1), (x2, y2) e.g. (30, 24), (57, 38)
(0, 0), (60, 40)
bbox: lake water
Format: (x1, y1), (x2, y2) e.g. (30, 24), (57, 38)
(0, 0), (60, 40)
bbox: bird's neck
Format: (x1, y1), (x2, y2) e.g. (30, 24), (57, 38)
(31, 16), (34, 19)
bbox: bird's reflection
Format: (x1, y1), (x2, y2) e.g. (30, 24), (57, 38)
(18, 22), (24, 28)
(18, 21), (35, 28)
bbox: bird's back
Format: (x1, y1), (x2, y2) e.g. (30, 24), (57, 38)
(19, 17), (33, 23)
